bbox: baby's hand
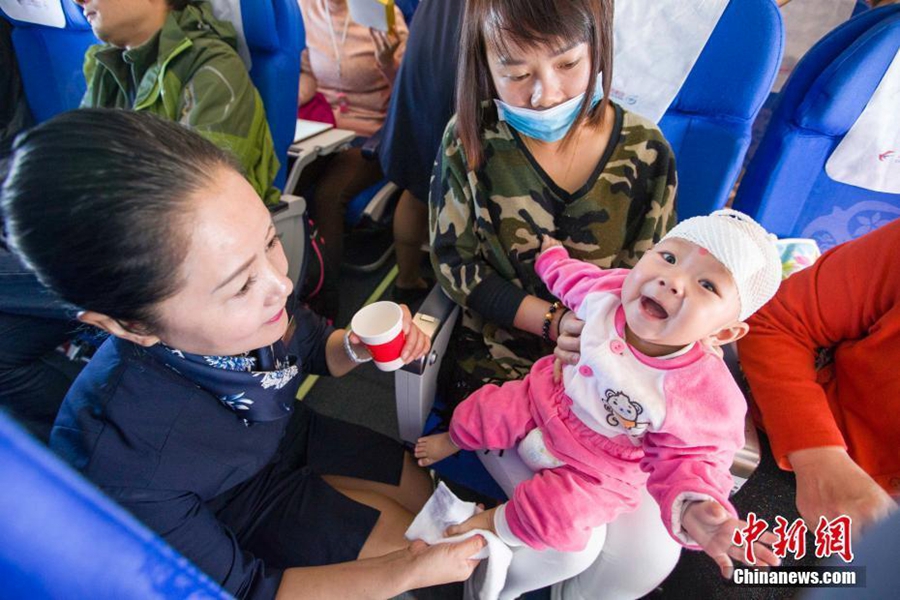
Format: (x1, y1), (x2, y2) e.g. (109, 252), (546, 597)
(682, 501), (781, 578)
(445, 506), (497, 537)
(540, 236), (563, 254)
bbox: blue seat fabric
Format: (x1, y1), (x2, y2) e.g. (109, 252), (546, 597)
(1, 1), (98, 123)
(733, 5), (900, 250)
(0, 412), (228, 599)
(658, 0), (783, 219)
(240, 0), (304, 190)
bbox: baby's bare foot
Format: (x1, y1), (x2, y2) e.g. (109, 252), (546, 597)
(414, 433), (459, 467)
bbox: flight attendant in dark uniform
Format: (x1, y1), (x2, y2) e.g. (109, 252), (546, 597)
(1, 109), (483, 599)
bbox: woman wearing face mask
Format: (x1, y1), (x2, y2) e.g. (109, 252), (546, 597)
(2, 109), (485, 600)
(432, 0), (676, 424)
(429, 1), (681, 597)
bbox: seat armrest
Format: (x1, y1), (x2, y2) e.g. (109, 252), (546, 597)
(731, 413), (762, 495)
(723, 343), (762, 495)
(284, 128), (356, 194)
(362, 182), (400, 223)
(270, 194), (307, 285)
(395, 285), (459, 443)
(360, 127), (383, 160)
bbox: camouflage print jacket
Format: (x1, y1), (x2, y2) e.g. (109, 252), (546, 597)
(81, 1), (280, 205)
(430, 103), (677, 386)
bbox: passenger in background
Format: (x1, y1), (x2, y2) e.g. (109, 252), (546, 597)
(430, 0), (681, 597)
(0, 0), (284, 439)
(75, 0), (281, 206)
(1, 109), (481, 599)
(1, 19), (79, 442)
(378, 0), (465, 305)
(297, 0), (408, 320)
(0, 19), (31, 154)
(739, 219), (900, 536)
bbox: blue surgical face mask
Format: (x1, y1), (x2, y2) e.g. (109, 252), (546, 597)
(494, 77), (603, 143)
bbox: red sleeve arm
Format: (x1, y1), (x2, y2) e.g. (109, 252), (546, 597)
(737, 221), (900, 469)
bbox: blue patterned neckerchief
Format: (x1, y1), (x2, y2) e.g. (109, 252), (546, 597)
(146, 340), (301, 425)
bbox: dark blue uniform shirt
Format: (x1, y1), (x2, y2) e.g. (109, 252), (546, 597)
(50, 307), (333, 599)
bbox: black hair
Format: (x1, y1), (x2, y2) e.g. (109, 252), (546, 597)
(168, 0), (191, 10)
(455, 0), (614, 169)
(1, 108), (239, 330)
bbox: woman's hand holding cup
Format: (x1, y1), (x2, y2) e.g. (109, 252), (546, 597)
(397, 303), (430, 364)
(350, 301), (430, 371)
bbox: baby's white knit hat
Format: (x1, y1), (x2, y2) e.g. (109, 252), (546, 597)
(661, 209), (781, 321)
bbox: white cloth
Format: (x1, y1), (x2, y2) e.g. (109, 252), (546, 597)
(405, 483), (513, 600)
(825, 47), (900, 194)
(0, 0), (65, 28)
(610, 0), (729, 123)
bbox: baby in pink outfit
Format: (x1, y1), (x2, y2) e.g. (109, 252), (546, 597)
(416, 209), (784, 577)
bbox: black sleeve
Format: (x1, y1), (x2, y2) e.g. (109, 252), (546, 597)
(467, 272), (530, 329)
(110, 488), (283, 600)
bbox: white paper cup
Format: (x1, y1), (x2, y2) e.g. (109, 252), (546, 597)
(350, 301), (406, 371)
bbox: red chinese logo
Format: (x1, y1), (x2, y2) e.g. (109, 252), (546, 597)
(772, 516), (808, 560)
(732, 512), (769, 564)
(733, 514), (853, 563)
(814, 516), (854, 563)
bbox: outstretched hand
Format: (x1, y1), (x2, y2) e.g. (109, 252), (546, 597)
(682, 501), (781, 578)
(397, 303), (430, 363)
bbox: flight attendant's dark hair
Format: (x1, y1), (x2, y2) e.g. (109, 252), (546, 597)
(1, 108), (240, 331)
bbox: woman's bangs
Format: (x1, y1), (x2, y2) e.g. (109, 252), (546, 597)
(481, 1), (591, 63)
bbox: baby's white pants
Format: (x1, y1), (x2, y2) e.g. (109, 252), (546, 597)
(477, 449), (682, 600)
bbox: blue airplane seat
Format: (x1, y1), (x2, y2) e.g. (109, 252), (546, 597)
(657, 0), (784, 219)
(733, 4), (900, 250)
(0, 411), (228, 599)
(235, 0), (304, 191)
(0, 0), (98, 123)
(394, 0), (420, 26)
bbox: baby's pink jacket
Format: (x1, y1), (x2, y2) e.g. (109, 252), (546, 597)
(449, 246), (746, 552)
